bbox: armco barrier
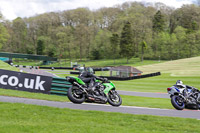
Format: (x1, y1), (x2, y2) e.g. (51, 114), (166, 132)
(69, 72), (161, 80)
(40, 67), (75, 70)
(70, 71), (80, 75)
(100, 72), (161, 81)
(93, 67), (110, 71)
(14, 65), (79, 70)
(50, 77), (71, 95)
(39, 67), (109, 71)
(0, 52), (57, 61)
(14, 65), (110, 71)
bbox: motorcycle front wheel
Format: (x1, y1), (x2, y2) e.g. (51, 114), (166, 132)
(107, 90), (122, 107)
(171, 95), (185, 110)
(67, 86), (85, 104)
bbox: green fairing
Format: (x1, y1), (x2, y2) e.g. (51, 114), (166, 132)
(70, 76), (85, 85)
(95, 79), (100, 82)
(69, 76), (115, 94)
(103, 82), (115, 95)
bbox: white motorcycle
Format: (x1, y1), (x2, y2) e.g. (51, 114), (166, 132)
(167, 85), (200, 110)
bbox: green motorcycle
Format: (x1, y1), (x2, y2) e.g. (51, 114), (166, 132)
(66, 76), (122, 106)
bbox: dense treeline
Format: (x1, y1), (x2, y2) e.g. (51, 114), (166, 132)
(1, 2), (200, 62)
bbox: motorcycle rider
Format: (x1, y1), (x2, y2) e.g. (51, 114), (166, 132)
(78, 67), (107, 93)
(175, 80), (193, 90)
(174, 80), (200, 102)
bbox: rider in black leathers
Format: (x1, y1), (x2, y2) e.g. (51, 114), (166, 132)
(78, 67), (106, 91)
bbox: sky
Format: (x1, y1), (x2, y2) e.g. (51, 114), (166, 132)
(0, 0), (194, 20)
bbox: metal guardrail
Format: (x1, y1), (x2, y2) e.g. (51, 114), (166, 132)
(50, 77), (71, 95)
(0, 52), (57, 61)
(100, 72), (161, 81)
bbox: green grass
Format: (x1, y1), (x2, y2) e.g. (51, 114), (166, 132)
(122, 95), (172, 109)
(49, 56), (200, 93)
(0, 60), (19, 71)
(63, 58), (164, 67)
(113, 73), (200, 93)
(137, 56), (200, 76)
(0, 88), (173, 109)
(13, 58), (164, 67)
(0, 102), (200, 133)
(13, 56), (200, 76)
(0, 88), (70, 102)
(13, 59), (43, 66)
(55, 73), (200, 93)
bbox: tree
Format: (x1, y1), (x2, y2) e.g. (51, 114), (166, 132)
(153, 32), (170, 60)
(0, 12), (9, 51)
(140, 41), (147, 62)
(152, 10), (165, 57)
(120, 21), (133, 64)
(171, 5), (200, 33)
(55, 26), (74, 61)
(56, 31), (67, 62)
(36, 37), (45, 55)
(186, 33), (197, 57)
(91, 49), (101, 60)
(92, 29), (112, 59)
(74, 24), (88, 61)
(12, 17), (27, 53)
(64, 26), (74, 60)
(0, 23), (9, 50)
(4, 1), (200, 61)
(110, 33), (120, 64)
(174, 26), (186, 58)
(152, 10), (165, 34)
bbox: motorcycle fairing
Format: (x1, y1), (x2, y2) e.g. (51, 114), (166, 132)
(103, 82), (115, 95)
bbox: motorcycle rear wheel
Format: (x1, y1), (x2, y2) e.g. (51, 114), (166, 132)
(171, 95), (185, 110)
(107, 90), (122, 107)
(67, 86), (85, 104)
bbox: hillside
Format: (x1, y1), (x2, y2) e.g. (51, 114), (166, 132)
(0, 60), (19, 71)
(137, 56), (200, 76)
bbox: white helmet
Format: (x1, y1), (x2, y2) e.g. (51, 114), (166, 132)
(79, 67), (85, 72)
(176, 80), (185, 88)
(176, 80), (183, 85)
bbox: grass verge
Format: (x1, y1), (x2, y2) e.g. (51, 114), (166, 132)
(121, 95), (172, 109)
(0, 88), (173, 109)
(0, 60), (19, 71)
(0, 102), (199, 133)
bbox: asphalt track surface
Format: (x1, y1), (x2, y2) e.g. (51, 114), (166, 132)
(18, 68), (198, 118)
(117, 90), (169, 98)
(0, 96), (200, 119)
(20, 68), (58, 77)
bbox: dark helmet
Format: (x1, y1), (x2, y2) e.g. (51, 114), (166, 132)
(86, 67), (94, 74)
